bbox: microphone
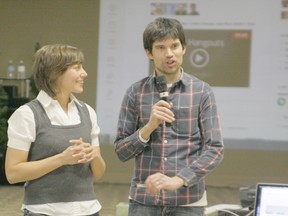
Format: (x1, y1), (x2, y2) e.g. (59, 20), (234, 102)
(155, 76), (171, 127)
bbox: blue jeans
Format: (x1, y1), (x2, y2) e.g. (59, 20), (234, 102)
(128, 200), (204, 216)
(23, 209), (99, 216)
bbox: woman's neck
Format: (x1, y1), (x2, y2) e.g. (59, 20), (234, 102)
(54, 93), (71, 113)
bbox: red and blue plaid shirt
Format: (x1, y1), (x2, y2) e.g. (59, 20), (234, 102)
(114, 71), (224, 206)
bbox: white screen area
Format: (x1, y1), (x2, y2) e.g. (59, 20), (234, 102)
(96, 0), (288, 148)
(255, 186), (288, 216)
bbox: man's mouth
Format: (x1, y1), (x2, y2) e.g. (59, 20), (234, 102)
(166, 60), (175, 67)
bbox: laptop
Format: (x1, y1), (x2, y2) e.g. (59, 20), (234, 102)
(254, 183), (288, 216)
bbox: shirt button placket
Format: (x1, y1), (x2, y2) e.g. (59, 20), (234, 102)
(163, 139), (168, 162)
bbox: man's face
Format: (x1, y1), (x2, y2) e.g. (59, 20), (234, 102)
(146, 38), (186, 77)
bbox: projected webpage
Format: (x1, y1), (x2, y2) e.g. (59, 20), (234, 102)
(97, 0), (288, 147)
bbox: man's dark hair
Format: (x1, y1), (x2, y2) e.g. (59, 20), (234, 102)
(143, 17), (186, 53)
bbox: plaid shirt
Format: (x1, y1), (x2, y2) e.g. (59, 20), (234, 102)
(114, 71), (224, 206)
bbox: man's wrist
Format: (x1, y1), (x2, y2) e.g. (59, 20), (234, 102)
(139, 130), (149, 143)
(176, 175), (188, 187)
(139, 128), (150, 143)
(183, 180), (188, 187)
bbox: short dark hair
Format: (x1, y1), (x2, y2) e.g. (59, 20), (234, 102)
(143, 17), (186, 53)
(33, 44), (84, 97)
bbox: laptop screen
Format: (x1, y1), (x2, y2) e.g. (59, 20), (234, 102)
(254, 183), (288, 216)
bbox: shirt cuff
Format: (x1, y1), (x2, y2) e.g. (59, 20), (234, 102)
(139, 131), (150, 143)
(138, 130), (150, 144)
(177, 175), (189, 187)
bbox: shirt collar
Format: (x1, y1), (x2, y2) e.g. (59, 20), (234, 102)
(152, 67), (189, 87)
(36, 90), (82, 108)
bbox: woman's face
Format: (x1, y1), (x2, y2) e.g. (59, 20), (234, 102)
(56, 63), (87, 96)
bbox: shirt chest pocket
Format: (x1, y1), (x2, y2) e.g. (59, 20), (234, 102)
(171, 106), (200, 135)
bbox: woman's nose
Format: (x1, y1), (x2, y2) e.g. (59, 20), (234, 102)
(81, 69), (88, 77)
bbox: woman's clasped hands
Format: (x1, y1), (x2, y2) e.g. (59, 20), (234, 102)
(62, 137), (95, 165)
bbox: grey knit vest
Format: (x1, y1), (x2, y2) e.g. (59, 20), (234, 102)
(23, 100), (96, 205)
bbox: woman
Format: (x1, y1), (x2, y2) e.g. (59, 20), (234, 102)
(5, 44), (106, 216)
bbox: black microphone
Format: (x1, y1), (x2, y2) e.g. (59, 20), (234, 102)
(155, 76), (171, 127)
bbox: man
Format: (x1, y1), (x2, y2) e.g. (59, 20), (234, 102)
(114, 17), (224, 216)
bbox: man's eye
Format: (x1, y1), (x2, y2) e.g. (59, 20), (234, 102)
(172, 44), (179, 49)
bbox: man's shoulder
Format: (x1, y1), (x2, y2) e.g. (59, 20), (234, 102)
(182, 72), (213, 90)
(182, 72), (205, 84)
(129, 76), (154, 89)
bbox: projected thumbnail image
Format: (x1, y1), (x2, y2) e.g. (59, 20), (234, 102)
(280, 0), (288, 19)
(150, 2), (199, 16)
(281, 11), (288, 19)
(183, 29), (251, 87)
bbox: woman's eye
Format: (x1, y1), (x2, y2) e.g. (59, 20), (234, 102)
(74, 65), (81, 70)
